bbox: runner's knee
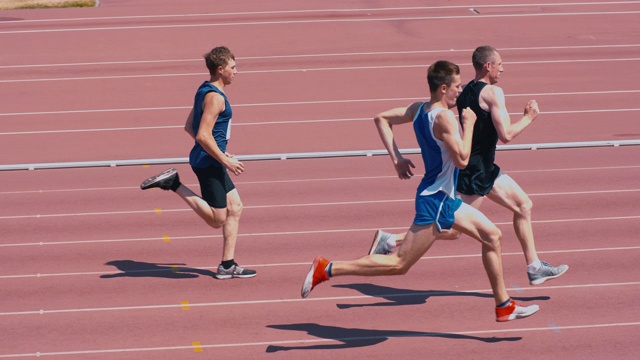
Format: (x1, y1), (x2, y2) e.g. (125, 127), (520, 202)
(484, 227), (502, 250)
(516, 198), (533, 217)
(227, 199), (243, 218)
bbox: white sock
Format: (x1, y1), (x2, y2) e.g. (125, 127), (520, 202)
(527, 259), (541, 273)
(386, 235), (397, 250)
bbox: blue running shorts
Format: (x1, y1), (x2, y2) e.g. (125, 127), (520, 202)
(414, 191), (463, 232)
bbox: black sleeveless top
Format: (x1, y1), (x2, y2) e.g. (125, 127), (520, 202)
(455, 80), (501, 196)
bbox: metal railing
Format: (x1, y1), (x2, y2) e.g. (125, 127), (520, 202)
(1, 139), (638, 171)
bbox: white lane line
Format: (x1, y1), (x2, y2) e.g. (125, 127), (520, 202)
(2, 89), (639, 117)
(2, 106), (640, 135)
(6, 2), (640, 24)
(1, 10), (639, 34)
(0, 281), (638, 316)
(0, 191), (639, 220)
(1, 167), (640, 195)
(2, 44), (638, 70)
(3, 57), (640, 83)
(1, 213), (638, 249)
(3, 107), (640, 135)
(0, 321), (637, 357)
(1, 245), (638, 279)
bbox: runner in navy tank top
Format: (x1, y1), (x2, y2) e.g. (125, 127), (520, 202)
(140, 46), (256, 279)
(189, 81), (232, 169)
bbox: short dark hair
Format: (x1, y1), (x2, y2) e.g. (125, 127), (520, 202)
(427, 60), (460, 93)
(203, 46), (235, 75)
(472, 45), (498, 71)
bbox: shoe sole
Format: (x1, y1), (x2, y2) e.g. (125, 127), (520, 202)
(217, 273), (257, 280)
(496, 305), (540, 322)
(529, 265), (569, 285)
(140, 168), (177, 190)
(301, 257), (320, 298)
(368, 230), (383, 255)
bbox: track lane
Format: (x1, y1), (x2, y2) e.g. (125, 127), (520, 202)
(1, 1), (639, 359)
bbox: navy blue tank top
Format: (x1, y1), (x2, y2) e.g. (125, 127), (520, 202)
(189, 82), (232, 168)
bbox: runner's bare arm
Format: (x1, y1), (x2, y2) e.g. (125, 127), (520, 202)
(436, 107), (477, 168)
(486, 86), (539, 143)
(196, 92), (245, 175)
(374, 102), (422, 179)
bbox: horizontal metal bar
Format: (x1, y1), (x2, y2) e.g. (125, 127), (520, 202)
(1, 139), (639, 172)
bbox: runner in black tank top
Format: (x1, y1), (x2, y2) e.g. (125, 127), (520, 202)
(456, 80), (501, 196)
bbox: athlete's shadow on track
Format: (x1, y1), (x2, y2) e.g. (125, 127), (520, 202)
(99, 260), (216, 279)
(333, 283), (550, 309)
(265, 323), (521, 352)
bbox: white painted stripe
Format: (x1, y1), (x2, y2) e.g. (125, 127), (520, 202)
(1, 90), (639, 117)
(0, 125), (185, 136)
(3, 57), (640, 83)
(0, 186), (639, 220)
(3, 106), (640, 136)
(0, 213), (638, 249)
(1, 167), (639, 195)
(0, 321), (638, 357)
(1, 10), (639, 34)
(1, 246), (638, 279)
(0, 281), (637, 317)
(1, 321), (638, 357)
(2, 44), (638, 70)
(0, 106), (188, 117)
(509, 164), (640, 173)
(6, 2), (640, 24)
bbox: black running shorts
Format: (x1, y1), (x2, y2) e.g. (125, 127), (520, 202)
(456, 160), (501, 196)
(191, 165), (236, 209)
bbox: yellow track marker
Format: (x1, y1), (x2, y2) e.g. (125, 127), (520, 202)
(162, 235), (171, 243)
(192, 341), (202, 352)
(142, 164), (150, 168)
(181, 301), (190, 310)
(154, 208), (162, 214)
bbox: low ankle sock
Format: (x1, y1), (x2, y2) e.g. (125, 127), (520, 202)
(325, 262), (333, 277)
(221, 259), (236, 270)
(527, 259), (542, 273)
(387, 235), (397, 249)
(497, 298), (512, 308)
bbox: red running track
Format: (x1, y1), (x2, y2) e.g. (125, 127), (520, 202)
(1, 1), (639, 359)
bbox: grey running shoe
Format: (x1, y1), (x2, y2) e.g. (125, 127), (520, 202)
(216, 264), (257, 279)
(140, 168), (179, 191)
(368, 230), (392, 255)
(528, 261), (569, 285)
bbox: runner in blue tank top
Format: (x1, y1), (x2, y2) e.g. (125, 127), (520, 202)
(301, 60), (540, 322)
(371, 46), (568, 287)
(140, 46), (255, 279)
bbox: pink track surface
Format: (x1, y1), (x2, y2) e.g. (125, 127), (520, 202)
(1, 1), (639, 359)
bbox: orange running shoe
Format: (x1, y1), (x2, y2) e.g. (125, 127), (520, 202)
(301, 256), (330, 298)
(496, 299), (540, 322)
